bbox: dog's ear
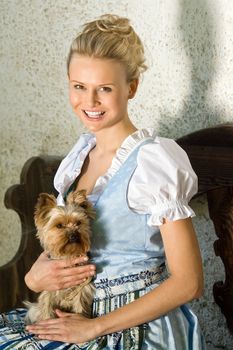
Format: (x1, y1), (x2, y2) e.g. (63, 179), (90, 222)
(81, 202), (95, 219)
(66, 189), (87, 205)
(34, 193), (57, 229)
(67, 189), (95, 219)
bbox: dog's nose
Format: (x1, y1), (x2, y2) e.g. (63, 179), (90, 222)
(69, 233), (79, 243)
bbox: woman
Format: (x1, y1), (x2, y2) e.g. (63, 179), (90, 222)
(0, 14), (206, 349)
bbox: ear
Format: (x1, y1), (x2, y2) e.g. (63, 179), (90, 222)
(67, 189), (95, 219)
(34, 193), (57, 229)
(128, 79), (139, 99)
(66, 189), (87, 206)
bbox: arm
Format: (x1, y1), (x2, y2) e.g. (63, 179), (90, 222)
(26, 217), (204, 343)
(95, 217), (203, 334)
(25, 252), (96, 292)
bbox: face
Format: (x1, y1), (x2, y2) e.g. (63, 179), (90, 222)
(68, 55), (138, 133)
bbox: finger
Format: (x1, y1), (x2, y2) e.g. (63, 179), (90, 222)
(44, 277), (84, 291)
(65, 263), (95, 273)
(64, 267), (95, 279)
(38, 334), (66, 341)
(60, 256), (89, 268)
(57, 267), (95, 285)
(55, 309), (72, 318)
(27, 326), (60, 335)
(58, 264), (95, 279)
(43, 250), (50, 257)
(40, 251), (50, 260)
(26, 321), (62, 333)
(48, 260), (93, 275)
(30, 325), (73, 343)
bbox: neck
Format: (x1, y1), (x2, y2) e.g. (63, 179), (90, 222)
(94, 121), (137, 154)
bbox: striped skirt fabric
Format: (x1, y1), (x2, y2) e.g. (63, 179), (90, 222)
(0, 267), (206, 349)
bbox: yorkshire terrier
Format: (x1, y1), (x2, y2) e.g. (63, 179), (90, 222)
(25, 189), (95, 324)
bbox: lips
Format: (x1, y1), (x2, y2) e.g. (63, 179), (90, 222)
(84, 110), (105, 119)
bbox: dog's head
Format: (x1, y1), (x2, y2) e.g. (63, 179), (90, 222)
(34, 190), (94, 258)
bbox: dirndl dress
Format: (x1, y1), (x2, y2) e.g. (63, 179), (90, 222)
(0, 130), (206, 349)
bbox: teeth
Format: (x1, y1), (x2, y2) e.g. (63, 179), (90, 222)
(85, 111), (104, 118)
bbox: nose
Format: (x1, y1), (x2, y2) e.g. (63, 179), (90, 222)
(69, 233), (79, 243)
(85, 89), (100, 108)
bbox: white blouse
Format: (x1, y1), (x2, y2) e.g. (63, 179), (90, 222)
(54, 128), (197, 226)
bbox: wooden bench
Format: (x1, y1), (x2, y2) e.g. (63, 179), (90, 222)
(0, 124), (233, 334)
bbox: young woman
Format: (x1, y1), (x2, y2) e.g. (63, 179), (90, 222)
(0, 14), (206, 349)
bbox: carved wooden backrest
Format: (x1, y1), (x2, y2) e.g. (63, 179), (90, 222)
(0, 156), (61, 311)
(177, 124), (233, 333)
(0, 124), (233, 333)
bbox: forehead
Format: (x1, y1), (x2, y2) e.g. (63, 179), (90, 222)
(68, 55), (128, 83)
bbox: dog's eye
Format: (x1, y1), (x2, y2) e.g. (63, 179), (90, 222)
(76, 220), (81, 226)
(56, 223), (63, 229)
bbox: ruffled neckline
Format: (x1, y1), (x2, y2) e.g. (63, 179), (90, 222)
(54, 128), (158, 202)
(87, 128), (157, 202)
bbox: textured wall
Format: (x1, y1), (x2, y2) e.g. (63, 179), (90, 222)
(0, 0), (233, 348)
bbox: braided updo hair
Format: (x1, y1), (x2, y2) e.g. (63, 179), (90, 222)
(67, 14), (147, 82)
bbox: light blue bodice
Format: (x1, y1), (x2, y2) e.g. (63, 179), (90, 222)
(90, 141), (165, 282)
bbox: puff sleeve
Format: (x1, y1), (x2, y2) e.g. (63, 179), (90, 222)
(128, 137), (198, 226)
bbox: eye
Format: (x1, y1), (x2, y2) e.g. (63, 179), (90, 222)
(74, 84), (85, 90)
(76, 220), (81, 226)
(56, 223), (63, 229)
(81, 202), (88, 209)
(99, 86), (112, 93)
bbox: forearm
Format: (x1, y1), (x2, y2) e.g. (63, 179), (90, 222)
(94, 275), (203, 337)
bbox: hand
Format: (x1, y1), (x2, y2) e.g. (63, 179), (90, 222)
(26, 309), (99, 344)
(24, 252), (96, 292)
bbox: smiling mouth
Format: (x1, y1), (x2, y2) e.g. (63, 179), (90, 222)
(84, 110), (105, 119)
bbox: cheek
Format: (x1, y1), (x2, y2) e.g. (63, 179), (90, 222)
(115, 93), (129, 111)
(108, 93), (126, 108)
(69, 90), (80, 108)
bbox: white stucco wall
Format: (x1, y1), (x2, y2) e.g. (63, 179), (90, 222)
(0, 0), (232, 348)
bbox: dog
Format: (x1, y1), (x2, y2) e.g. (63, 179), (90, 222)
(25, 189), (95, 324)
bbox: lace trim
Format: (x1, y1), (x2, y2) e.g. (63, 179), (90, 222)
(55, 128), (157, 203)
(88, 128), (157, 200)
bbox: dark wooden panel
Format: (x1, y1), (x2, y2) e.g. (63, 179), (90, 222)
(0, 156), (62, 312)
(177, 123), (233, 333)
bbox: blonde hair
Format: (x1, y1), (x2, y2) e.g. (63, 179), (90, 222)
(67, 14), (147, 81)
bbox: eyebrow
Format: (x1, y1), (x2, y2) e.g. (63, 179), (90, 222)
(70, 80), (116, 86)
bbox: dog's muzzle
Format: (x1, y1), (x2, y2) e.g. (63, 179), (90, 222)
(68, 233), (80, 243)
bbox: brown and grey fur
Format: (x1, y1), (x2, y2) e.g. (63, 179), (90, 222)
(25, 190), (95, 324)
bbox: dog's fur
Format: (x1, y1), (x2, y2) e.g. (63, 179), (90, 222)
(25, 189), (95, 324)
